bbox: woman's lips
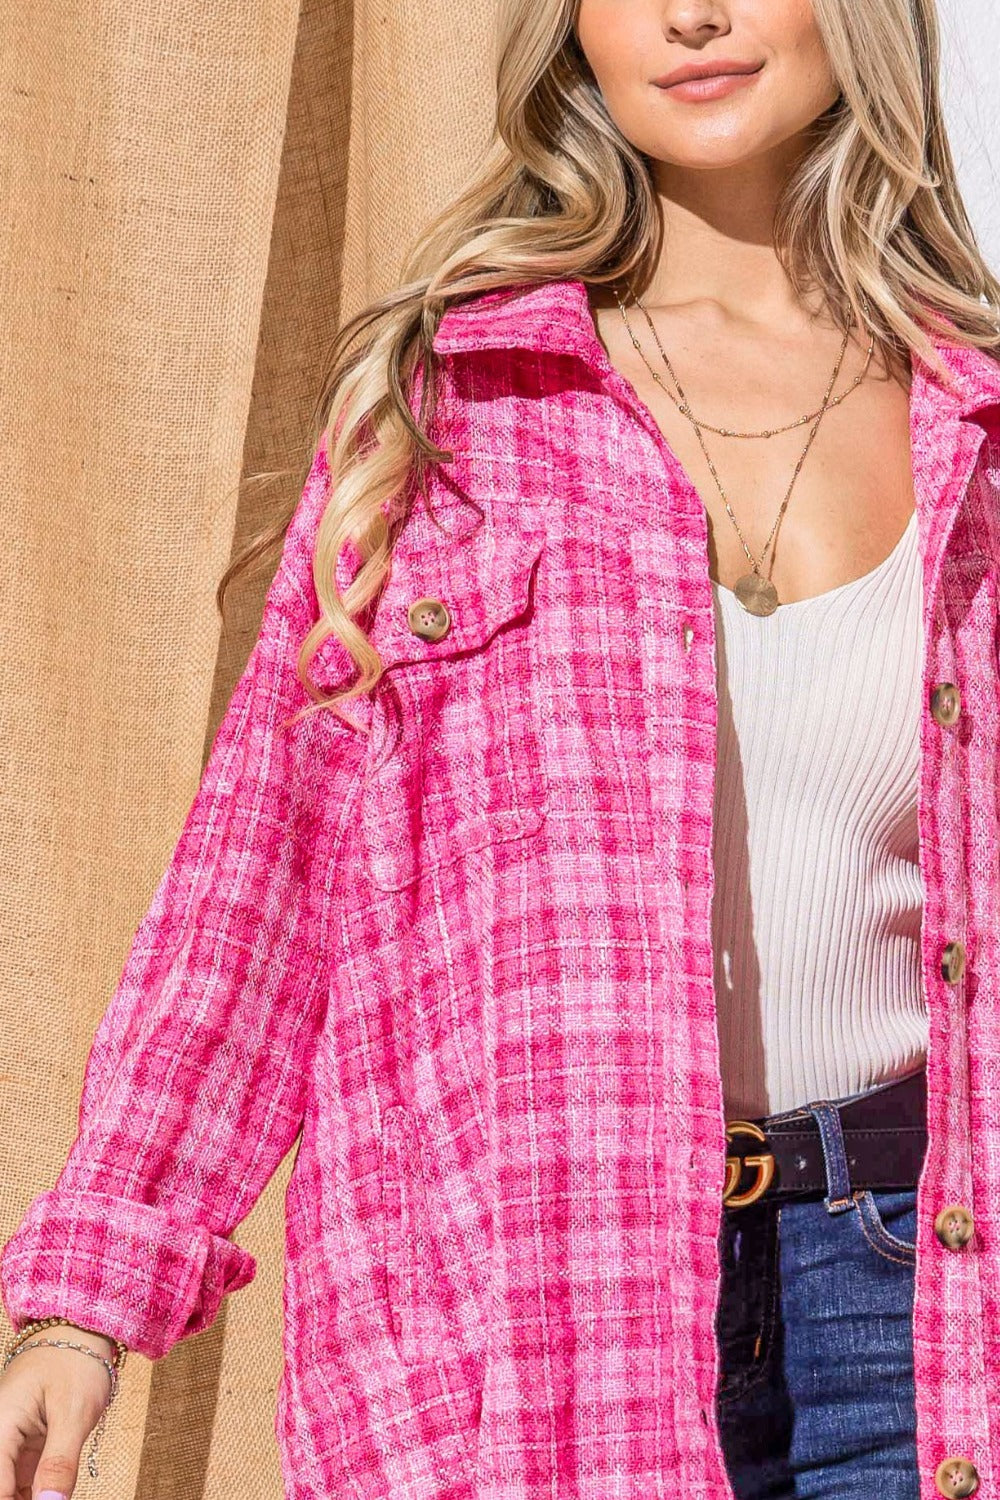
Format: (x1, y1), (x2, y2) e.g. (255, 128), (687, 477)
(658, 67), (763, 102)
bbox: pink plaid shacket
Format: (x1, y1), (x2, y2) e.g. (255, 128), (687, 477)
(4, 278), (1000, 1499)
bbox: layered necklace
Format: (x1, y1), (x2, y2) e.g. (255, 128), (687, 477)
(611, 281), (876, 616)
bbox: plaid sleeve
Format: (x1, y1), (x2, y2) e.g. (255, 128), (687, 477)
(0, 440), (357, 1361)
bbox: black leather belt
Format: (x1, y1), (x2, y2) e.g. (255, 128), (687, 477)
(722, 1067), (928, 1210)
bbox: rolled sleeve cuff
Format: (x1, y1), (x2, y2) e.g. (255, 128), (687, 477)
(0, 1188), (256, 1361)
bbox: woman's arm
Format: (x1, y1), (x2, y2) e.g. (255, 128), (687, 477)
(0, 440), (360, 1362)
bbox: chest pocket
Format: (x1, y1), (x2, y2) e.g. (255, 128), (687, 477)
(359, 513), (548, 892)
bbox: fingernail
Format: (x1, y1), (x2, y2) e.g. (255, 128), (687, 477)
(37, 1491), (68, 1499)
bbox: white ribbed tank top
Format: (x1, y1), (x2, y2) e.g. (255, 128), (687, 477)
(710, 510), (929, 1119)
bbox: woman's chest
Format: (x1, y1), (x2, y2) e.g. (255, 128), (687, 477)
(591, 334), (921, 604)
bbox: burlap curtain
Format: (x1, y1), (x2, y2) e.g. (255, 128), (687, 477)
(0, 2), (494, 1494)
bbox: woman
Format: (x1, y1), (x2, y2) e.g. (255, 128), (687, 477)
(1, 0), (998, 1496)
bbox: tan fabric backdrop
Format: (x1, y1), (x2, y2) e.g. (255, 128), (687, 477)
(0, 1), (495, 1494)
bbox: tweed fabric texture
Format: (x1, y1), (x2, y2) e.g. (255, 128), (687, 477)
(3, 278), (1000, 1499)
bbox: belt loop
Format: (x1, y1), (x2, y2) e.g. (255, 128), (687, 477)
(804, 1101), (854, 1214)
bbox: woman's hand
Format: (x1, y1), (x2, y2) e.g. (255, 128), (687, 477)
(0, 1325), (115, 1500)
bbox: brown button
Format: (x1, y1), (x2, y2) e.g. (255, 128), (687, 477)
(940, 940), (967, 984)
(930, 682), (961, 727)
(406, 597), (451, 642)
(934, 1204), (975, 1250)
(935, 1456), (980, 1496)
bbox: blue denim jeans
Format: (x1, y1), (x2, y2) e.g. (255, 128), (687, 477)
(714, 1084), (921, 1499)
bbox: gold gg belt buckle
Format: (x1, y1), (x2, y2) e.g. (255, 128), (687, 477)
(723, 1119), (777, 1209)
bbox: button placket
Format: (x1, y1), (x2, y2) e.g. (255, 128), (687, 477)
(927, 676), (968, 1010)
(926, 665), (975, 1263)
(927, 681), (965, 1004)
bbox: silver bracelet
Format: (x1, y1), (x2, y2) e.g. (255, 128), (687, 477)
(3, 1337), (119, 1478)
(3, 1336), (118, 1394)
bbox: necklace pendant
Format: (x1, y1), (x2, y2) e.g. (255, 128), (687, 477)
(734, 571), (779, 616)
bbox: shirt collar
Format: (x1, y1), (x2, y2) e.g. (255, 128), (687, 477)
(432, 275), (1000, 422)
(432, 277), (599, 362)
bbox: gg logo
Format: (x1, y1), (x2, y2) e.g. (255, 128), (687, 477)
(723, 1120), (776, 1209)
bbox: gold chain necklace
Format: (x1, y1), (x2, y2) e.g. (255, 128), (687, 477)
(614, 282), (875, 437)
(612, 283), (862, 615)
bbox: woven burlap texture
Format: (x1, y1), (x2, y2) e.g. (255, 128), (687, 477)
(0, 0), (495, 1494)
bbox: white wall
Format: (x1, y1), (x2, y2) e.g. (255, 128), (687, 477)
(938, 0), (999, 274)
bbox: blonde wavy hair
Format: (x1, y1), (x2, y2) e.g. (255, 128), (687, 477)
(218, 0), (1000, 728)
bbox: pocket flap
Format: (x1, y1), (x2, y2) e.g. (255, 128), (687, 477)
(368, 516), (547, 671)
(301, 509), (546, 698)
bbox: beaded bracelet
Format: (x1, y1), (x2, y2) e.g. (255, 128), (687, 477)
(2, 1317), (129, 1479)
